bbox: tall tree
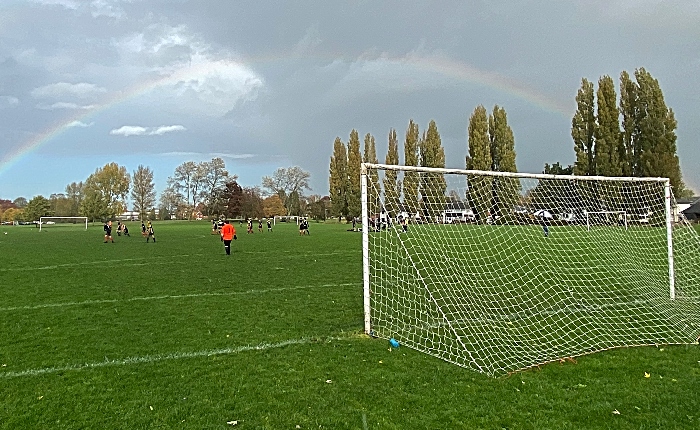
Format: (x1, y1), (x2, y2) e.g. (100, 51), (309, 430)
(595, 75), (622, 177)
(25, 195), (52, 221)
(419, 120), (446, 218)
(383, 128), (401, 216)
(467, 105), (492, 222)
(329, 137), (348, 218)
(80, 188), (109, 221)
(262, 194), (286, 218)
(572, 78), (596, 176)
(403, 120), (420, 215)
(346, 129), (362, 218)
(261, 166), (311, 215)
(488, 105), (519, 220)
(619, 71), (639, 177)
(131, 165), (156, 220)
(199, 157), (229, 213)
(65, 181), (84, 216)
(168, 161), (204, 215)
(159, 185), (185, 220)
(240, 186), (264, 219)
(12, 197), (27, 208)
(363, 132), (381, 215)
(634, 68), (686, 194)
(49, 193), (71, 217)
(222, 179), (244, 218)
(84, 162), (131, 217)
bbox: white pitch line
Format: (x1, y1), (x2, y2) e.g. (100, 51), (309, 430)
(0, 336), (350, 379)
(0, 283), (361, 312)
(0, 254), (206, 272)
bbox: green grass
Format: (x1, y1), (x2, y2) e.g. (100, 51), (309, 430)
(1, 221), (699, 429)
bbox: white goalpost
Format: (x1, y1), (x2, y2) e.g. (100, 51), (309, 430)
(39, 217), (88, 231)
(585, 210), (628, 231)
(361, 163), (700, 376)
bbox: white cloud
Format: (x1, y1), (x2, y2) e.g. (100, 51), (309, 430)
(110, 125), (186, 136)
(31, 82), (107, 100)
(30, 0), (80, 10)
(0, 96), (19, 108)
(36, 102), (96, 110)
(66, 120), (94, 128)
(110, 125), (148, 136)
(151, 125), (186, 135)
(111, 24), (264, 117)
(30, 0), (131, 19)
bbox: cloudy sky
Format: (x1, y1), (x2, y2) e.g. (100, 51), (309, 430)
(1, 0), (699, 203)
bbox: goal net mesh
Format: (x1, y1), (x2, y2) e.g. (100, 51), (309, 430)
(363, 164), (700, 376)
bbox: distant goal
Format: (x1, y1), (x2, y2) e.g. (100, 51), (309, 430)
(39, 217), (88, 231)
(361, 163), (700, 376)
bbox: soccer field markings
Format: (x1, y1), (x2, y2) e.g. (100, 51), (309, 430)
(0, 253), (207, 272)
(0, 335), (352, 379)
(0, 283), (361, 312)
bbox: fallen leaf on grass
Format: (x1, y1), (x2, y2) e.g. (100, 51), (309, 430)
(644, 372), (650, 378)
(325, 379), (332, 384)
(149, 406), (153, 411)
(612, 410), (621, 415)
(227, 420), (238, 425)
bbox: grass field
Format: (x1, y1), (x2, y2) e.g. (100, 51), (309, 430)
(1, 221), (699, 429)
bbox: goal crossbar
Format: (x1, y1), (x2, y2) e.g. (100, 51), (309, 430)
(39, 217), (88, 231)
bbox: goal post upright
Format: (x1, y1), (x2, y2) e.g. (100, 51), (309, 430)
(665, 180), (675, 300)
(361, 164), (371, 334)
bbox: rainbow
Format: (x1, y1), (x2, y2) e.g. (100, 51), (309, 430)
(0, 53), (571, 176)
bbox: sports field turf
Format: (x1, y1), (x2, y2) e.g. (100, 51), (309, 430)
(1, 221), (699, 429)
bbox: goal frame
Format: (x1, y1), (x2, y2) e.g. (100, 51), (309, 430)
(584, 210), (628, 232)
(39, 216), (88, 231)
(360, 163), (676, 337)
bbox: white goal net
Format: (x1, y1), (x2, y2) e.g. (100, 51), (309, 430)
(361, 163), (700, 376)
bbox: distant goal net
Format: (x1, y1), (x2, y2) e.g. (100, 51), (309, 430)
(361, 163), (700, 376)
(39, 217), (88, 231)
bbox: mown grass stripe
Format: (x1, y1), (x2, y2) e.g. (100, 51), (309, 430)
(0, 283), (361, 312)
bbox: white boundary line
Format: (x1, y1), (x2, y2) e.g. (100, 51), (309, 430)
(0, 254), (206, 272)
(0, 251), (359, 272)
(0, 283), (361, 312)
(0, 335), (352, 379)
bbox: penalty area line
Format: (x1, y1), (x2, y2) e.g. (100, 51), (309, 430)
(0, 283), (361, 312)
(0, 335), (351, 379)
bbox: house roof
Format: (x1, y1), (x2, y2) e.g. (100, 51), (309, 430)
(682, 200), (700, 215)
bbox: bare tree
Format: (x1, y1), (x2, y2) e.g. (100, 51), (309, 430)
(131, 165), (156, 220)
(261, 166), (311, 215)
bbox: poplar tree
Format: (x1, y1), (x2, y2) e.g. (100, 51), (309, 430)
(488, 105), (519, 220)
(383, 128), (401, 216)
(363, 132), (381, 214)
(131, 165), (156, 220)
(346, 129), (362, 218)
(329, 137), (348, 218)
(634, 68), (686, 194)
(572, 78), (596, 176)
(595, 75), (622, 177)
(467, 105), (492, 222)
(619, 71), (639, 177)
(403, 120), (420, 215)
(419, 120), (446, 218)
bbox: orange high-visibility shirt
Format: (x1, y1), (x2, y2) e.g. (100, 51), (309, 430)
(221, 224), (235, 240)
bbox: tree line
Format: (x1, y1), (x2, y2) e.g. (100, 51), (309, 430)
(0, 160), (325, 223)
(329, 106), (517, 222)
(329, 67), (690, 222)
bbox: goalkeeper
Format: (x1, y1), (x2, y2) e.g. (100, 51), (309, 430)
(220, 220), (237, 255)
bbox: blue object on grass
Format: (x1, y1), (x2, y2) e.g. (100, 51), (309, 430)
(389, 338), (399, 348)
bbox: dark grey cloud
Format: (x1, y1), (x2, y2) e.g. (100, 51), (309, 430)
(1, 0), (699, 199)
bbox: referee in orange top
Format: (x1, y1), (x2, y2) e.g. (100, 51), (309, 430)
(220, 220), (237, 255)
